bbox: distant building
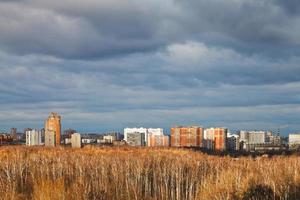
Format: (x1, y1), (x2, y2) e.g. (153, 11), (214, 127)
(0, 134), (13, 144)
(62, 128), (76, 142)
(248, 131), (266, 144)
(240, 131), (265, 150)
(148, 134), (169, 147)
(147, 128), (169, 147)
(289, 134), (300, 149)
(97, 135), (117, 144)
(45, 130), (56, 147)
(170, 126), (203, 147)
(106, 132), (123, 140)
(268, 135), (282, 146)
(23, 128), (33, 142)
(203, 129), (214, 150)
(10, 128), (17, 140)
(112, 140), (127, 146)
(204, 128), (227, 151)
(148, 128), (164, 136)
(81, 138), (96, 144)
(227, 133), (239, 151)
(124, 128), (163, 145)
(124, 128), (148, 144)
(65, 138), (71, 145)
(71, 133), (81, 148)
(126, 132), (145, 146)
(239, 130), (284, 151)
(104, 135), (116, 143)
(45, 112), (61, 147)
(40, 128), (45, 143)
(24, 128), (33, 133)
(26, 129), (42, 146)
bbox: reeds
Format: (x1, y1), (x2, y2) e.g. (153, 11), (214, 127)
(0, 146), (299, 200)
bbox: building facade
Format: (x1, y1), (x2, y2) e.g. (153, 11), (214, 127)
(170, 126), (203, 147)
(227, 133), (239, 151)
(124, 128), (148, 144)
(147, 128), (169, 147)
(148, 134), (169, 147)
(98, 135), (117, 144)
(71, 133), (81, 148)
(45, 130), (56, 147)
(45, 112), (61, 147)
(124, 128), (163, 145)
(126, 132), (145, 146)
(239, 131), (267, 151)
(26, 129), (42, 146)
(289, 134), (300, 149)
(148, 128), (164, 136)
(10, 128), (17, 140)
(204, 128), (227, 151)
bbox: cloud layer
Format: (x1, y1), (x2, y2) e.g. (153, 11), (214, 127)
(0, 0), (299, 135)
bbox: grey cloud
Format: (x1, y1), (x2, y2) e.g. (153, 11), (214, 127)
(274, 0), (300, 15)
(0, 1), (299, 135)
(1, 0), (300, 59)
(0, 1), (168, 59)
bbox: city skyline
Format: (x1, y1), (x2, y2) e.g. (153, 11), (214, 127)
(0, 114), (292, 137)
(0, 0), (300, 135)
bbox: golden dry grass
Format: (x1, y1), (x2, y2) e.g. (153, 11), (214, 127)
(0, 146), (299, 200)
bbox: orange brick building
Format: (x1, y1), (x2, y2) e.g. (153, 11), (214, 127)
(205, 128), (227, 151)
(170, 126), (203, 147)
(45, 112), (61, 146)
(148, 134), (169, 147)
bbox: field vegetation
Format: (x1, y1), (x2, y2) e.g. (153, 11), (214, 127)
(0, 146), (299, 200)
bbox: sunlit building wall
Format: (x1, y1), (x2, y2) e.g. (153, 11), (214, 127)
(170, 126), (203, 147)
(45, 112), (61, 147)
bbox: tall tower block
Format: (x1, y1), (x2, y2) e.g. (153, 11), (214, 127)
(45, 112), (61, 146)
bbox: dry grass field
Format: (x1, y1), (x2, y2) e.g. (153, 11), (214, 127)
(0, 146), (299, 200)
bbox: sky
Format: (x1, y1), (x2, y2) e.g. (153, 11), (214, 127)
(0, 0), (300, 135)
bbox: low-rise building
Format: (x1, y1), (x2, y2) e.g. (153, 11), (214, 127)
(65, 138), (71, 145)
(98, 135), (116, 144)
(0, 134), (13, 144)
(113, 140), (127, 146)
(82, 138), (96, 144)
(106, 132), (123, 140)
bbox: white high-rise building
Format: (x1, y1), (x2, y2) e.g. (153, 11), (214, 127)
(124, 127), (148, 144)
(239, 130), (269, 151)
(124, 128), (164, 145)
(26, 129), (42, 146)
